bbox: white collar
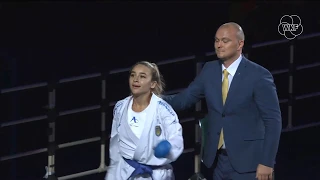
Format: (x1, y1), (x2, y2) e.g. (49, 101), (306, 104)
(221, 54), (242, 76)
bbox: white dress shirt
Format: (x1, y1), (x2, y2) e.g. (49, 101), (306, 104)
(221, 54), (242, 149)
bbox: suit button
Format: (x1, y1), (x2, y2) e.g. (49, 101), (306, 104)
(222, 114), (225, 117)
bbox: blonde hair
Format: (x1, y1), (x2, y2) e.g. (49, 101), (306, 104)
(130, 61), (165, 96)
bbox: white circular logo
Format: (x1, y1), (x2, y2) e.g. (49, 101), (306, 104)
(278, 15), (303, 40)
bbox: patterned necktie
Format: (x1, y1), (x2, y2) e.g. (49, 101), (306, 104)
(218, 69), (229, 149)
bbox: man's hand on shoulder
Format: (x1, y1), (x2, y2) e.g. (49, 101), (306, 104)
(256, 164), (273, 180)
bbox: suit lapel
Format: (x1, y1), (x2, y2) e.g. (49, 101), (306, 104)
(213, 60), (224, 111)
(223, 57), (248, 110)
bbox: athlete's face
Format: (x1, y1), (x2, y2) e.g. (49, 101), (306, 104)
(129, 64), (156, 97)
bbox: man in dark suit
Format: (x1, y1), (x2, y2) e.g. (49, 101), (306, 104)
(164, 22), (282, 180)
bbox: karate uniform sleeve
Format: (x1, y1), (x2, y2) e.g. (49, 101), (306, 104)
(159, 101), (184, 162)
(105, 101), (122, 180)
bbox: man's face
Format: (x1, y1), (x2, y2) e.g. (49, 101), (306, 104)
(129, 64), (156, 97)
(214, 26), (243, 61)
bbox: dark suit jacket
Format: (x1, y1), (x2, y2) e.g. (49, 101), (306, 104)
(164, 56), (282, 173)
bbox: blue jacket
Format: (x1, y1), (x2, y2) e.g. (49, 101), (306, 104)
(164, 57), (282, 173)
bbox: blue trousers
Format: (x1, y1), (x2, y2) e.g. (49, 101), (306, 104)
(213, 149), (256, 180)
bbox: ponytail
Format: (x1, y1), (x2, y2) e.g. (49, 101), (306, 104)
(150, 63), (165, 96)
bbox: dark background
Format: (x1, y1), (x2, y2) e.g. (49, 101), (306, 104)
(1, 1), (320, 180)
